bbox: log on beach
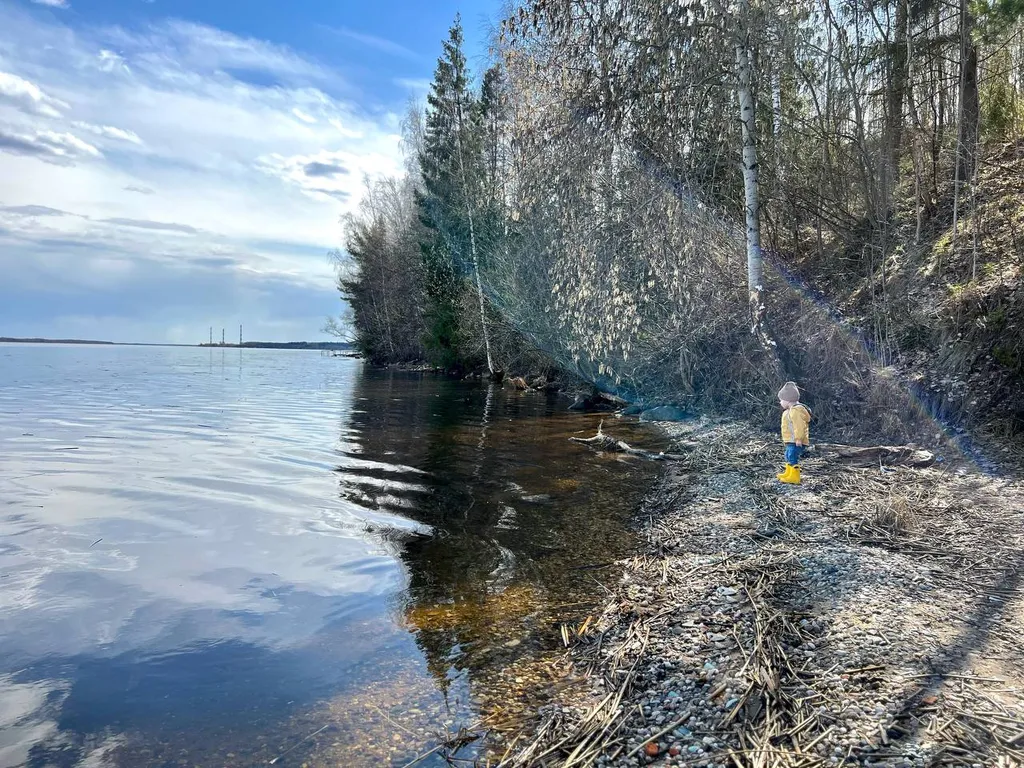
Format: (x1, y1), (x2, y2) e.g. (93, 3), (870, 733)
(813, 443), (937, 468)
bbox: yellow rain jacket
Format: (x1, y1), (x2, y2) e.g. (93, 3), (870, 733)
(781, 404), (811, 444)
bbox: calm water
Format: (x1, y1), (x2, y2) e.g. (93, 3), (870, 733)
(0, 344), (660, 767)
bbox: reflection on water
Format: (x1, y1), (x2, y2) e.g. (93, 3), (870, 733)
(0, 345), (660, 767)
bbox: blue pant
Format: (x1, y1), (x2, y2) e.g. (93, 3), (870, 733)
(785, 443), (804, 466)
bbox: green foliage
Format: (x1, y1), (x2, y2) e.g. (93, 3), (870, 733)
(987, 304), (1008, 330)
(993, 344), (1022, 372)
(327, 18), (510, 371)
(974, 0), (1024, 37)
(339, 207), (427, 365)
(981, 48), (1024, 140)
(474, 64), (508, 266)
(417, 18), (476, 367)
(416, 17), (504, 369)
(418, 232), (464, 368)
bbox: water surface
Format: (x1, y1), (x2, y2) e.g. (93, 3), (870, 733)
(0, 344), (659, 767)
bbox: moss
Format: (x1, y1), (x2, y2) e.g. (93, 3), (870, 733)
(933, 230), (953, 255)
(993, 345), (1022, 373)
(946, 282), (968, 300)
(987, 305), (1008, 331)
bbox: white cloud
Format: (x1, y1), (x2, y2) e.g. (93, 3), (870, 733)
(0, 5), (405, 342)
(97, 49), (130, 74)
(72, 121), (143, 144)
(103, 19), (334, 86)
(329, 26), (419, 61)
(257, 146), (401, 204)
(394, 77), (431, 95)
(0, 71), (67, 117)
(327, 117), (364, 140)
(30, 0), (69, 7)
(0, 204), (70, 216)
(101, 217), (198, 234)
(0, 128), (100, 164)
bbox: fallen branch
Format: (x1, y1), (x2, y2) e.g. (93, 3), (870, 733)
(813, 443), (936, 468)
(569, 422), (686, 461)
(268, 724), (331, 765)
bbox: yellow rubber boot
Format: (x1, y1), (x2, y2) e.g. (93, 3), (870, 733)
(781, 465), (801, 485)
(776, 464), (794, 482)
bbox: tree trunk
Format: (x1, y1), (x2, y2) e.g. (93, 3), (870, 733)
(952, 0), (978, 258)
(931, 1), (945, 214)
(906, 0), (923, 243)
(453, 90), (496, 375)
(886, 0), (909, 188)
(467, 200), (495, 374)
(958, 7), (980, 184)
(735, 0), (764, 336)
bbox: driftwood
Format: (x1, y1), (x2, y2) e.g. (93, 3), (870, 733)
(813, 443), (936, 468)
(597, 390), (629, 406)
(569, 423), (688, 461)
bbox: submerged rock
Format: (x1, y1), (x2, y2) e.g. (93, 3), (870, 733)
(568, 392), (617, 412)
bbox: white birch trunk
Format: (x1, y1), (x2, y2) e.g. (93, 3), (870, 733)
(467, 197), (495, 374)
(735, 0), (764, 335)
(455, 95), (496, 375)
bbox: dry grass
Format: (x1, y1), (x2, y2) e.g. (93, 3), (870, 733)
(858, 484), (927, 538)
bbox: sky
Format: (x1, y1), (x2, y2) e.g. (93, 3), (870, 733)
(0, 0), (497, 344)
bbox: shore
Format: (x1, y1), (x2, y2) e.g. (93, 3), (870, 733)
(496, 417), (1024, 767)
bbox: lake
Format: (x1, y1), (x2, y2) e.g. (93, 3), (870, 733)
(0, 344), (660, 767)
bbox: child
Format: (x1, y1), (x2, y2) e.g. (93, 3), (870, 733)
(777, 381), (811, 485)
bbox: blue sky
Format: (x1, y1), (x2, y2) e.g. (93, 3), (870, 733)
(0, 0), (497, 343)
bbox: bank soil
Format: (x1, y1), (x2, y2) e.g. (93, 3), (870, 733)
(497, 417), (1024, 767)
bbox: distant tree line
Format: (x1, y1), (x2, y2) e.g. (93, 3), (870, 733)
(200, 341), (354, 350)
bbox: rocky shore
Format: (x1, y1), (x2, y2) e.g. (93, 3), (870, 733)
(497, 417), (1024, 767)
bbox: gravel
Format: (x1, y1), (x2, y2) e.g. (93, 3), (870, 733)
(499, 416), (1024, 767)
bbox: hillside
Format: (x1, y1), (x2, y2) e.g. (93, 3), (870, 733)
(778, 141), (1024, 451)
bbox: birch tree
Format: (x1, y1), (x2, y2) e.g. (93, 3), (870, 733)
(735, 0), (766, 337)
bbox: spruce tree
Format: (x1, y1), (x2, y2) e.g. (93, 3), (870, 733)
(417, 16), (490, 370)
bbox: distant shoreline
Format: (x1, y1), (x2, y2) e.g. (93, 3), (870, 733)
(1, 337), (354, 351)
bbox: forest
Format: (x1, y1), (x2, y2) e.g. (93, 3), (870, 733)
(332, 0), (1024, 443)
